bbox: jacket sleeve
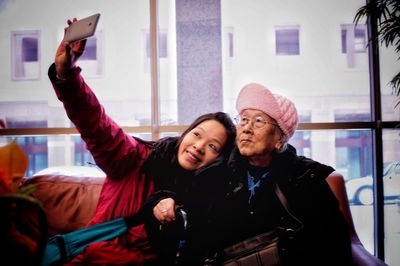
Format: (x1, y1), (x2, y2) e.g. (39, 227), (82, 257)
(48, 63), (148, 179)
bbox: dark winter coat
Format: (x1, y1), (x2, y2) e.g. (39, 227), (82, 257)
(171, 145), (353, 265)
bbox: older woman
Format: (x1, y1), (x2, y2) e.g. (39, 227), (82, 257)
(171, 83), (353, 265)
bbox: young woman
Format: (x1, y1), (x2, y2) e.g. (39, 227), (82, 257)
(49, 18), (236, 265)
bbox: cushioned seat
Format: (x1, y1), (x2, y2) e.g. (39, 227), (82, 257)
(22, 175), (104, 236)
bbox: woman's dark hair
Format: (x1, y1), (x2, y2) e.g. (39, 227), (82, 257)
(142, 112), (236, 191)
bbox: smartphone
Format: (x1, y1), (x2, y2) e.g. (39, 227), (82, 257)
(63, 13), (101, 42)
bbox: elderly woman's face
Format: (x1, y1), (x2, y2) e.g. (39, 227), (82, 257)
(236, 109), (282, 166)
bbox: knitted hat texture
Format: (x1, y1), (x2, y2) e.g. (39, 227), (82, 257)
(236, 83), (298, 140)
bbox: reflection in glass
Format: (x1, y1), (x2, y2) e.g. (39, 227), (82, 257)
(11, 31), (40, 80)
(275, 25), (300, 56)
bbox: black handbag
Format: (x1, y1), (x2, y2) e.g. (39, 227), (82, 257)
(220, 182), (304, 266)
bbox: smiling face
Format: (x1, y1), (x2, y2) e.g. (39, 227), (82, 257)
(177, 119), (228, 171)
(236, 109), (283, 167)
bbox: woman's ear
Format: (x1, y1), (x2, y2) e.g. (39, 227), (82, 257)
(274, 139), (284, 151)
(274, 128), (285, 151)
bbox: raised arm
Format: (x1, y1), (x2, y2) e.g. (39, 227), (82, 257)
(49, 19), (148, 179)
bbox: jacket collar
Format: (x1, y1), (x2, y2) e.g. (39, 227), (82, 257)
(227, 144), (298, 173)
(227, 144), (318, 185)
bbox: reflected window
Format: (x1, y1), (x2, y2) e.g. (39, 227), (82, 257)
(226, 27), (234, 58)
(383, 161), (400, 204)
(72, 134), (153, 167)
(145, 30), (168, 58)
(341, 24), (367, 53)
(81, 37), (97, 60)
(73, 136), (95, 166)
(290, 113), (311, 157)
(78, 32), (103, 77)
(341, 24), (367, 68)
(223, 26), (234, 71)
(335, 113), (372, 180)
(11, 31), (40, 80)
(275, 25), (300, 55)
(143, 29), (168, 72)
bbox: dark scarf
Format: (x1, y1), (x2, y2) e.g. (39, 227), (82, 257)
(142, 137), (192, 194)
(226, 145), (298, 191)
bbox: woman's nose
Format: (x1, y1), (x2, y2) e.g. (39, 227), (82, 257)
(194, 141), (205, 154)
(241, 121), (253, 133)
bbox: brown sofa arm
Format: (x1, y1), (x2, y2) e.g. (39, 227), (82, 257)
(21, 175), (104, 236)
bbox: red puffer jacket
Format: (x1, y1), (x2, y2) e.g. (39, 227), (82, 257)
(49, 64), (157, 265)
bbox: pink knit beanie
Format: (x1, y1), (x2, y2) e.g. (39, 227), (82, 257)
(236, 83), (298, 140)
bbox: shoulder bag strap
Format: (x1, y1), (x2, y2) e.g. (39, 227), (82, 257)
(273, 182), (304, 234)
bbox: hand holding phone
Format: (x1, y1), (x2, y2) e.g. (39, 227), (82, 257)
(63, 13), (100, 42)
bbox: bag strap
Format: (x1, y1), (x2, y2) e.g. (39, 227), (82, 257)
(273, 182), (304, 235)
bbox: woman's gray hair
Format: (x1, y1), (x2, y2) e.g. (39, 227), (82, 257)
(274, 124), (289, 154)
(276, 141), (289, 153)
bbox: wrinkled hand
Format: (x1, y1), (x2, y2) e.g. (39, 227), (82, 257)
(55, 18), (87, 79)
(153, 197), (176, 224)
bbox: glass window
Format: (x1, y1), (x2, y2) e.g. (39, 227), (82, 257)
(223, 26), (234, 71)
(341, 24), (367, 53)
(143, 29), (168, 74)
(145, 30), (168, 58)
(227, 31), (234, 58)
(73, 136), (95, 166)
(11, 31), (40, 80)
(380, 38), (400, 121)
(0, 1), (398, 263)
(290, 113), (311, 157)
(1, 2), (151, 129)
(5, 119), (48, 176)
(383, 130), (400, 265)
(275, 25), (300, 55)
(335, 113), (372, 180)
(336, 130), (373, 180)
(80, 37), (97, 60)
(341, 24), (367, 68)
